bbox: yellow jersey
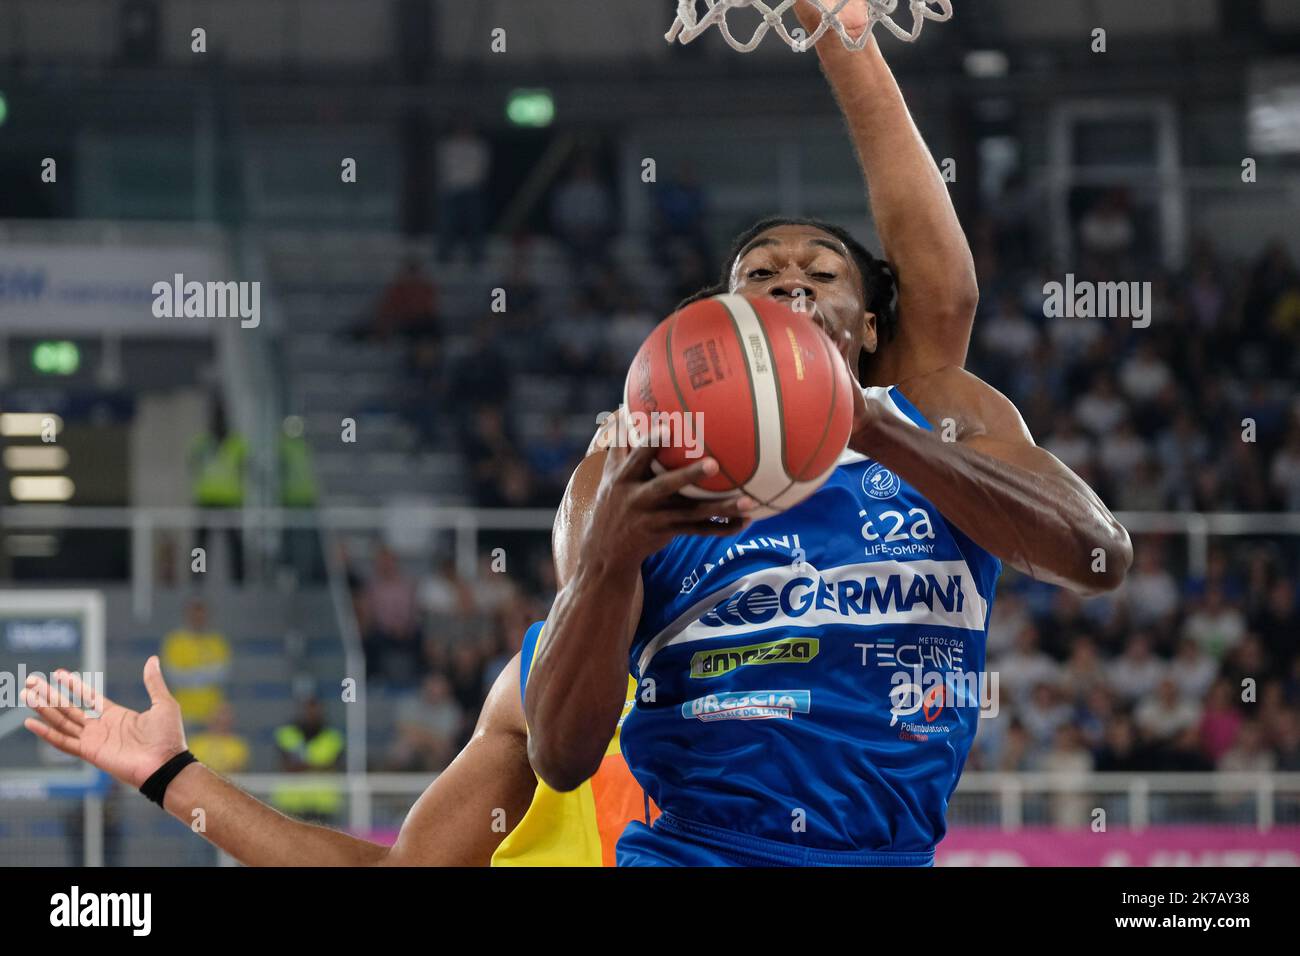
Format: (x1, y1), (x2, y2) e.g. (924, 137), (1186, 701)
(491, 623), (658, 867)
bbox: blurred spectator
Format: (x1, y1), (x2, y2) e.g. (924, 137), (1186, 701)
(1094, 715), (1145, 772)
(365, 257), (441, 342)
(1106, 634), (1166, 705)
(1181, 586), (1246, 660)
(1251, 578), (1299, 664)
(550, 154), (615, 279)
(1275, 710), (1300, 772)
(1078, 188), (1136, 266)
(278, 415), (323, 583)
(1121, 544), (1180, 630)
(1270, 425), (1300, 510)
(1217, 720), (1277, 774)
(1169, 637), (1218, 701)
(418, 556), (477, 619)
(189, 402), (247, 583)
(652, 163), (711, 267)
(435, 122), (491, 265)
(1074, 374), (1127, 436)
(188, 703), (250, 775)
(524, 416), (581, 503)
(161, 597), (231, 726)
(272, 697), (344, 823)
(1038, 725), (1094, 827)
(994, 623), (1058, 707)
(1041, 414), (1094, 473)
(1134, 678), (1201, 747)
(386, 674), (464, 772)
(450, 321), (512, 412)
(359, 546), (422, 684)
(1198, 679), (1245, 765)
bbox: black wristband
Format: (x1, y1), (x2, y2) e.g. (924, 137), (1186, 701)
(139, 750), (198, 807)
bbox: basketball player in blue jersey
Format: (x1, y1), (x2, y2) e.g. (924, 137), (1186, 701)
(526, 1), (1134, 866)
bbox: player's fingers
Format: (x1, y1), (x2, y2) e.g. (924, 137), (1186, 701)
(19, 681), (85, 733)
(617, 417), (666, 481)
(21, 694), (85, 739)
(142, 656), (175, 707)
(639, 456), (722, 501)
(51, 668), (108, 713)
(23, 717), (84, 760)
(22, 674), (82, 718)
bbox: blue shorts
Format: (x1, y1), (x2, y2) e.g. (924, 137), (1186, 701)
(616, 812), (936, 867)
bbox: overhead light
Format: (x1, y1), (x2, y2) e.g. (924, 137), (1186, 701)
(3, 447), (69, 471)
(10, 476), (75, 502)
(964, 50), (1009, 78)
(0, 413), (63, 437)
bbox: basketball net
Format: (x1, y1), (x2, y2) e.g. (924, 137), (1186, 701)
(666, 0), (953, 53)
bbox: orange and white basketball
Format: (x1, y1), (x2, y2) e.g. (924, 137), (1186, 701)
(623, 293), (855, 520)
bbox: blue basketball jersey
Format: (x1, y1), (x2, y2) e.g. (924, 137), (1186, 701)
(618, 385), (1002, 861)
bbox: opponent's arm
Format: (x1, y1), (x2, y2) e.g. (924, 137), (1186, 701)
(795, 0), (978, 380)
(23, 655), (535, 866)
(526, 430), (753, 792)
(856, 369), (1132, 595)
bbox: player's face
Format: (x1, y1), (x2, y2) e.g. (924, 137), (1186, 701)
(728, 224), (877, 366)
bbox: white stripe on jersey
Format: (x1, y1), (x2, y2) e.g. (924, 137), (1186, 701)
(637, 557), (988, 674)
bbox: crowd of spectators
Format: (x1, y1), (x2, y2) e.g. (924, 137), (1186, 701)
(971, 541), (1300, 791)
(347, 542), (551, 771)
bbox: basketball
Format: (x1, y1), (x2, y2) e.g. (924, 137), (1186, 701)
(622, 293), (856, 519)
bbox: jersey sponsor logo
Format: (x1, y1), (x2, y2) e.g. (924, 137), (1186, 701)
(854, 636), (1000, 737)
(689, 637), (819, 678)
(638, 559), (989, 672)
(859, 506), (937, 559)
(680, 689), (811, 722)
(678, 534), (805, 595)
(700, 568), (966, 629)
(862, 462), (901, 500)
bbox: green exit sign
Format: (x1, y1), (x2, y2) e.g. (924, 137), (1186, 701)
(507, 89), (555, 128)
(32, 341), (80, 375)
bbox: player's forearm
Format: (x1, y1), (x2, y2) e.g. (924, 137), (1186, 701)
(864, 417), (1132, 594)
(525, 559), (638, 792)
(163, 763), (388, 866)
(808, 27), (977, 327)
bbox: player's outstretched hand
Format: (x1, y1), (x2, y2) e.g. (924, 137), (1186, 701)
(584, 415), (756, 573)
(21, 656), (188, 789)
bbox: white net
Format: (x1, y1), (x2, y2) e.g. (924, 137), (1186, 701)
(667, 0), (953, 53)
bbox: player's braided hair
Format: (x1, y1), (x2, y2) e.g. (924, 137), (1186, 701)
(677, 217), (900, 380)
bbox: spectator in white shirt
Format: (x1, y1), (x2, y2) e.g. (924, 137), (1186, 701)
(1134, 677), (1202, 745)
(436, 123), (491, 265)
(1169, 636), (1219, 702)
(1182, 586), (1247, 660)
(1107, 634), (1167, 704)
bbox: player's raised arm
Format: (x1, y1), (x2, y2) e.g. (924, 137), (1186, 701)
(525, 426), (754, 792)
(855, 368), (1132, 595)
(23, 655), (535, 866)
(795, 0), (978, 381)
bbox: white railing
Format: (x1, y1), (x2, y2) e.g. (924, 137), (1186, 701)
(7, 769), (1296, 866)
(7, 506), (1300, 618)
